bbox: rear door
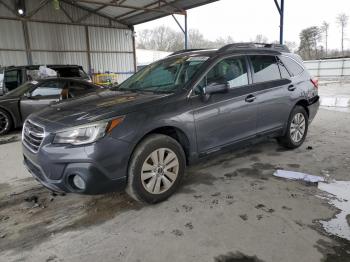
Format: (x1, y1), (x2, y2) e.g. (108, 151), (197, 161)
(248, 55), (293, 135)
(20, 80), (67, 120)
(191, 56), (258, 153)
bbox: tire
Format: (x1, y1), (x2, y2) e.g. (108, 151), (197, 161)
(278, 105), (309, 149)
(0, 109), (12, 136)
(126, 134), (186, 204)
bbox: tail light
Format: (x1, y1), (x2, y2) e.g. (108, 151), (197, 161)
(310, 78), (319, 89)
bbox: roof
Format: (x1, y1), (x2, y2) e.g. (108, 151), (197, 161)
(71, 0), (219, 25)
(1, 65), (84, 70)
(167, 43), (291, 58)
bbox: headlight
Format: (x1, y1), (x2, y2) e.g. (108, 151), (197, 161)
(53, 117), (124, 145)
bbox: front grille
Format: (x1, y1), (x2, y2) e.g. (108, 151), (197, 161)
(22, 120), (45, 153)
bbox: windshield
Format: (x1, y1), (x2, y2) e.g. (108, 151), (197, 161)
(5, 81), (35, 96)
(115, 55), (209, 93)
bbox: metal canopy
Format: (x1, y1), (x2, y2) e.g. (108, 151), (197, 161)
(70, 0), (219, 25)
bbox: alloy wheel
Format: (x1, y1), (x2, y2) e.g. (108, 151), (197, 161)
(141, 148), (179, 195)
(290, 113), (306, 143)
(0, 111), (9, 134)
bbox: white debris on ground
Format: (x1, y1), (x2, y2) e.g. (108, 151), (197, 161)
(273, 169), (350, 241)
(318, 181), (350, 241)
(273, 170), (325, 183)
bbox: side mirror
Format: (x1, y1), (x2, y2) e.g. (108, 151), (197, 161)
(203, 82), (228, 95)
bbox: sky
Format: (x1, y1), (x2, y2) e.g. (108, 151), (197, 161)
(135, 0), (350, 50)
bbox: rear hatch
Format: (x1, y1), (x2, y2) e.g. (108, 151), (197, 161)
(49, 66), (91, 81)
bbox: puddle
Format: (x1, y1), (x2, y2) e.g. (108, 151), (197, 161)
(0, 185), (140, 252)
(272, 170), (350, 242)
(215, 251), (264, 262)
(318, 181), (350, 241)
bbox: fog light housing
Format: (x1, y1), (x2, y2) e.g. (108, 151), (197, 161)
(72, 174), (86, 190)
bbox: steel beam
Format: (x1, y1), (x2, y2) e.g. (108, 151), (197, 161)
(184, 13), (188, 49)
(0, 15), (128, 29)
(26, 0), (51, 18)
(171, 12), (188, 49)
(0, 0), (17, 17)
(85, 26), (92, 73)
(274, 0), (284, 44)
(60, 3), (75, 22)
(21, 20), (33, 64)
(61, 0), (127, 26)
(73, 0), (183, 15)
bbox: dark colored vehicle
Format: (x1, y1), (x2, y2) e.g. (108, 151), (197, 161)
(0, 78), (103, 135)
(0, 65), (90, 95)
(22, 43), (320, 203)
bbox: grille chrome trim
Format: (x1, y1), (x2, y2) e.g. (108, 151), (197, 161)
(22, 120), (45, 153)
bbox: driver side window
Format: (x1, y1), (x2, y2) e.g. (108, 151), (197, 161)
(31, 81), (66, 98)
(195, 57), (248, 94)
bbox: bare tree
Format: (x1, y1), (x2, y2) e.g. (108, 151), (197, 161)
(298, 26), (322, 60)
(336, 13), (349, 56)
(136, 26), (183, 52)
(188, 29), (208, 49)
(136, 26), (235, 51)
(211, 36), (234, 48)
(284, 41), (297, 52)
(321, 21), (330, 56)
(254, 34), (268, 43)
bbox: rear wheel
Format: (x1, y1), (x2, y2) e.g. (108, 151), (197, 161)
(278, 106), (308, 149)
(126, 134), (186, 204)
(0, 109), (12, 136)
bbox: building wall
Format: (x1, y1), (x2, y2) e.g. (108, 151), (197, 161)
(0, 0), (136, 83)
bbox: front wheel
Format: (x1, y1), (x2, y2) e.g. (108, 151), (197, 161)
(278, 106), (309, 149)
(0, 109), (12, 136)
(126, 134), (186, 204)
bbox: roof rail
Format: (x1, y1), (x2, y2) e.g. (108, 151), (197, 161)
(169, 49), (207, 56)
(218, 42), (290, 53)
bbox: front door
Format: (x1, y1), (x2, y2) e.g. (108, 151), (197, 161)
(20, 80), (67, 120)
(191, 56), (258, 153)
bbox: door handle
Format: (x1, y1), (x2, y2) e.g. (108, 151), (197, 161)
(245, 94), (256, 103)
(288, 84), (296, 91)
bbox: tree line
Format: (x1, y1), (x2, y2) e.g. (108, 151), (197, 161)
(298, 13), (349, 60)
(136, 13), (349, 60)
(136, 27), (234, 51)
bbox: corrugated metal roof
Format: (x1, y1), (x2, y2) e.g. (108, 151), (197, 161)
(71, 0), (219, 25)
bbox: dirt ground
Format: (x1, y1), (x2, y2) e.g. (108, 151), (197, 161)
(0, 106), (350, 262)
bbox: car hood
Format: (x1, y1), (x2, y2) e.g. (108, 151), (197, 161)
(32, 90), (170, 129)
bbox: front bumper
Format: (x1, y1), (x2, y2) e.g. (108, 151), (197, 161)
(23, 135), (131, 194)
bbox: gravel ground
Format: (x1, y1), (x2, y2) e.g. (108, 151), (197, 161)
(0, 107), (349, 262)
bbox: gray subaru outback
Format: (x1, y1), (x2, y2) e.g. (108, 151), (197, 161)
(22, 43), (319, 203)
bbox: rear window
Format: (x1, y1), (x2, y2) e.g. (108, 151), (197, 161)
(52, 67), (89, 79)
(280, 56), (304, 77)
(250, 55), (281, 83)
(4, 69), (22, 91)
